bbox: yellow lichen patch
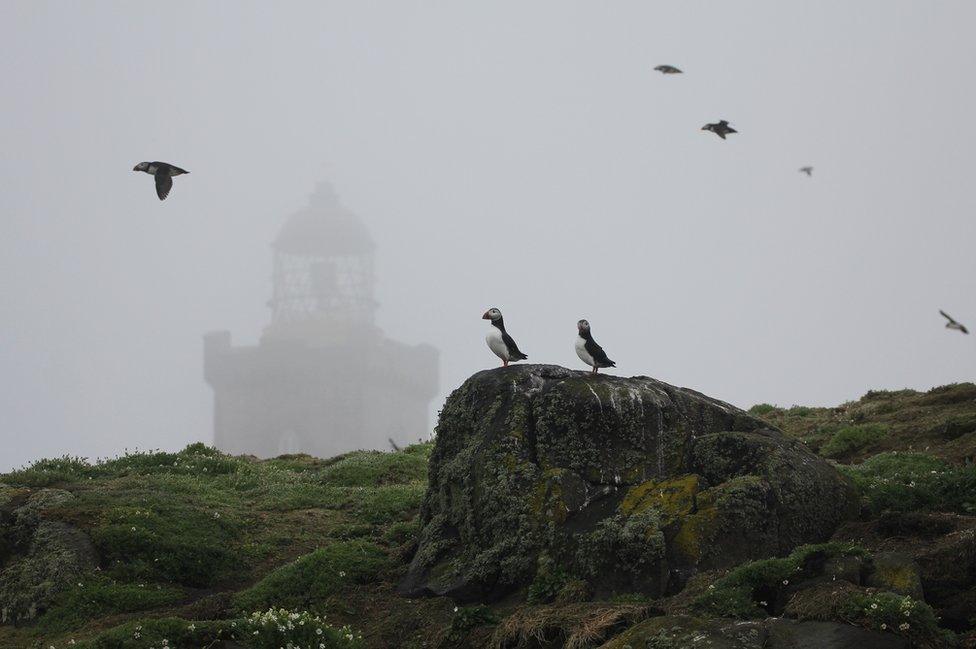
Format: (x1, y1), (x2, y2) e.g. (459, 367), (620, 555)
(867, 554), (924, 598)
(670, 489), (718, 565)
(620, 474), (700, 522)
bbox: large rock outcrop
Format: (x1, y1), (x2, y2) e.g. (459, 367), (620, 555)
(399, 365), (858, 602)
(0, 488), (97, 624)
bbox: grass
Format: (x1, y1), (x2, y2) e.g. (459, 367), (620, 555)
(839, 451), (976, 514)
(34, 577), (184, 634)
(233, 541), (390, 613)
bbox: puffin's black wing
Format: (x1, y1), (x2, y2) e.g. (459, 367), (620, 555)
(940, 310), (956, 324)
(502, 331), (528, 361)
(155, 173), (173, 200)
(584, 337), (615, 367)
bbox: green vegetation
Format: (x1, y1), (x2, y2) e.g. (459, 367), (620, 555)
(694, 542), (867, 618)
(763, 382), (976, 463)
(35, 577), (184, 634)
(819, 423), (888, 459)
(747, 403), (778, 416)
(233, 541), (389, 612)
(839, 451), (976, 514)
(0, 443), (432, 649)
(527, 557), (571, 605)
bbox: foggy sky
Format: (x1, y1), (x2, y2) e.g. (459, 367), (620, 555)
(2, 1), (975, 472)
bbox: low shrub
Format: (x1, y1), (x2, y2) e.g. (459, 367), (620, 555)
(748, 404), (778, 416)
(820, 424), (887, 459)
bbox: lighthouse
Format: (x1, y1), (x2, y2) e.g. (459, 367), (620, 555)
(204, 182), (439, 458)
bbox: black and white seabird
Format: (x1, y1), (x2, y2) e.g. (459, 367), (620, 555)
(575, 319), (616, 375)
(654, 65), (683, 74)
(799, 166), (814, 177)
(701, 120), (737, 140)
(940, 310), (969, 334)
(133, 161), (189, 200)
(483, 307), (528, 367)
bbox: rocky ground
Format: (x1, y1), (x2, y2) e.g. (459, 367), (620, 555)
(1, 366), (974, 649)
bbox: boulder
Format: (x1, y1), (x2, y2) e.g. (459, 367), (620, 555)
(0, 489), (97, 624)
(400, 365), (858, 602)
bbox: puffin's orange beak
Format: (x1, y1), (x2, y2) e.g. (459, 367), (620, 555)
(482, 311), (490, 319)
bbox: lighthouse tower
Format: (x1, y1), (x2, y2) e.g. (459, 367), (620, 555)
(204, 182), (439, 458)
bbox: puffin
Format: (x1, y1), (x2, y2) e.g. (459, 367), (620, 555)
(799, 166), (814, 177)
(940, 310), (969, 334)
(483, 307), (528, 367)
(575, 319), (616, 375)
(133, 161), (190, 200)
(701, 120), (737, 140)
(654, 64), (683, 74)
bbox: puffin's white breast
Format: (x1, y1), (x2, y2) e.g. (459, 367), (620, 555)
(575, 335), (595, 368)
(486, 328), (510, 361)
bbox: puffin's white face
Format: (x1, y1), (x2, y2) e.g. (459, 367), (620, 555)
(483, 308), (502, 321)
(577, 319), (590, 332)
(133, 162), (149, 172)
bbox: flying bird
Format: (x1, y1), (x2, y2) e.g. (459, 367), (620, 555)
(701, 120), (737, 140)
(799, 166), (813, 176)
(133, 161), (189, 200)
(575, 319), (616, 375)
(940, 310), (969, 334)
(483, 308), (528, 367)
(654, 65), (683, 74)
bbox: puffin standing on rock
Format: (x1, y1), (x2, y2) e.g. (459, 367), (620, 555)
(483, 307), (528, 367)
(133, 161), (190, 200)
(575, 319), (616, 375)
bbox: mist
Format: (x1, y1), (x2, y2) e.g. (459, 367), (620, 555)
(2, 1), (975, 472)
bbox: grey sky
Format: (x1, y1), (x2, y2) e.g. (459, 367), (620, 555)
(2, 1), (974, 471)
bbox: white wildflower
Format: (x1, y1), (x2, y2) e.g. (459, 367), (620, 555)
(899, 623), (910, 631)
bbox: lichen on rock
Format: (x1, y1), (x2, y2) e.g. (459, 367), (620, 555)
(399, 365), (859, 602)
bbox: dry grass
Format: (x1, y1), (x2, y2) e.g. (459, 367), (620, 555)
(490, 602), (653, 649)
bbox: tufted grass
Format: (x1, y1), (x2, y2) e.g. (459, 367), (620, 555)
(838, 451), (976, 514)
